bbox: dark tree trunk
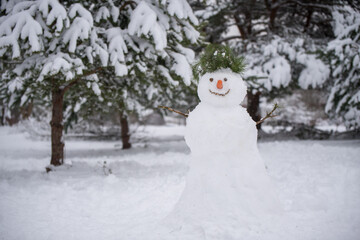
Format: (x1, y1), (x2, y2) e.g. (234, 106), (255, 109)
(120, 112), (131, 149)
(234, 12), (247, 40)
(269, 0), (278, 30)
(269, 7), (278, 30)
(22, 102), (33, 119)
(304, 9), (313, 32)
(1, 105), (4, 126)
(50, 88), (64, 166)
(5, 108), (20, 126)
(247, 91), (262, 129)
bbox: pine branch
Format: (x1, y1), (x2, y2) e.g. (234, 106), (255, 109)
(256, 103), (279, 125)
(158, 106), (188, 118)
(120, 1), (136, 11)
(62, 67), (103, 93)
(217, 35), (243, 43)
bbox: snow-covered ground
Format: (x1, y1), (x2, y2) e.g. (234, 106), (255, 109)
(0, 125), (359, 240)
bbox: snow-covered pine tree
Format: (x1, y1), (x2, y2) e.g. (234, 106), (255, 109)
(63, 0), (200, 149)
(0, 0), (106, 167)
(325, 6), (360, 129)
(0, 0), (199, 166)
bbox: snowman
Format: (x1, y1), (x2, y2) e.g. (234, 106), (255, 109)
(163, 45), (282, 239)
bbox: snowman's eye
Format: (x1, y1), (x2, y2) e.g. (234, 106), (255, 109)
(224, 78), (228, 81)
(209, 78), (213, 82)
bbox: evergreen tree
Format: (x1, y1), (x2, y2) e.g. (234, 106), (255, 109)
(0, 0), (199, 167)
(324, 5), (360, 129)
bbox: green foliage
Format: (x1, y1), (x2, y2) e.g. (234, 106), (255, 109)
(192, 44), (246, 80)
(0, 0), (201, 128)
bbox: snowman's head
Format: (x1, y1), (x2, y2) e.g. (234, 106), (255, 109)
(198, 68), (247, 107)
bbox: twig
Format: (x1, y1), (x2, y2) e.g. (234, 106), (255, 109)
(159, 103), (279, 125)
(158, 106), (188, 118)
(256, 103), (279, 125)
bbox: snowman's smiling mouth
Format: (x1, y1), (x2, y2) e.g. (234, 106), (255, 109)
(209, 89), (230, 96)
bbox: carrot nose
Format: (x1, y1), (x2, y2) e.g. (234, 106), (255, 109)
(217, 80), (223, 89)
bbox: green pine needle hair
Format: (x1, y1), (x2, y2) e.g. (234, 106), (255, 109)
(193, 44), (246, 80)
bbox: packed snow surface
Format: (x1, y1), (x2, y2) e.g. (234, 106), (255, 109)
(0, 125), (360, 240)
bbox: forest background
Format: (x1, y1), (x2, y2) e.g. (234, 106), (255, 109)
(0, 0), (359, 167)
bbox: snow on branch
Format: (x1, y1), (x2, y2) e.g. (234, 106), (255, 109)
(63, 17), (91, 53)
(63, 4), (94, 53)
(38, 0), (69, 33)
(107, 28), (128, 76)
(95, 6), (110, 23)
(182, 21), (200, 44)
(297, 54), (330, 89)
(157, 65), (179, 86)
(68, 3), (93, 25)
(128, 1), (167, 50)
(167, 0), (198, 25)
(37, 53), (85, 82)
(170, 52), (192, 86)
(324, 6), (360, 128)
(0, 11), (42, 58)
(263, 56), (291, 90)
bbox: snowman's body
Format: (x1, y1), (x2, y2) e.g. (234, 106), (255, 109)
(185, 103), (257, 156)
(165, 69), (281, 238)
